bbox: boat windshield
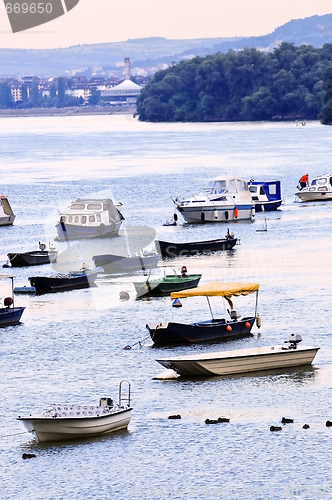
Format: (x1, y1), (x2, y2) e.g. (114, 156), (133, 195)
(201, 180), (227, 195)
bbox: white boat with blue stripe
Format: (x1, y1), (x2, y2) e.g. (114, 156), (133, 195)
(172, 176), (255, 223)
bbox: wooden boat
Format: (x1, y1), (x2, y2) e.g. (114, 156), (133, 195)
(6, 242), (58, 267)
(0, 195), (15, 226)
(248, 180), (283, 211)
(296, 173), (332, 202)
(134, 270), (202, 298)
(155, 230), (237, 258)
(0, 275), (25, 326)
(17, 381), (132, 443)
(55, 198), (124, 241)
(172, 175), (255, 223)
(146, 280), (259, 344)
(92, 252), (160, 274)
(28, 268), (100, 293)
(156, 334), (319, 377)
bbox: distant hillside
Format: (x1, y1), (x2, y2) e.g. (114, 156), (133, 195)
(0, 13), (332, 78)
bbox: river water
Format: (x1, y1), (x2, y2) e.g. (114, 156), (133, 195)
(1, 115), (332, 499)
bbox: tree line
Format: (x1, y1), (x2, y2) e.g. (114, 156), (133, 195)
(136, 42), (332, 124)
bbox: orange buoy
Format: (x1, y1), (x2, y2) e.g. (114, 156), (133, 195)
(244, 322), (251, 329)
(234, 207), (238, 218)
(226, 325), (232, 332)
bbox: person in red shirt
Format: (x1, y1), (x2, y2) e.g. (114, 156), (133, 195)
(299, 173), (309, 189)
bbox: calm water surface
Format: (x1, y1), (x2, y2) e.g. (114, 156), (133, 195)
(1, 116), (332, 499)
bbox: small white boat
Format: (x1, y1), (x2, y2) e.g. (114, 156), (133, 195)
(17, 381), (132, 443)
(55, 198), (124, 240)
(0, 195), (15, 226)
(296, 173), (332, 202)
(172, 175), (255, 223)
(156, 334), (319, 377)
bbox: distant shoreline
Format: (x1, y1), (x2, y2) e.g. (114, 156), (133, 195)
(0, 106), (136, 118)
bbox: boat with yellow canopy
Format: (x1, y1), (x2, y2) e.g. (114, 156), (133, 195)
(146, 280), (260, 345)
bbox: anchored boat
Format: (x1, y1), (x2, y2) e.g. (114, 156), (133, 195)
(248, 180), (283, 211)
(17, 381), (132, 443)
(296, 173), (332, 202)
(147, 280), (260, 344)
(0, 195), (15, 226)
(172, 176), (255, 223)
(156, 334), (319, 377)
(55, 198), (124, 241)
(0, 274), (25, 326)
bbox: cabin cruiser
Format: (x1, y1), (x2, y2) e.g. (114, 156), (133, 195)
(248, 180), (282, 211)
(172, 176), (255, 223)
(296, 173), (332, 202)
(55, 198), (124, 240)
(0, 195), (15, 226)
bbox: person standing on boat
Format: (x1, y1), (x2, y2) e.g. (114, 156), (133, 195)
(299, 173), (309, 189)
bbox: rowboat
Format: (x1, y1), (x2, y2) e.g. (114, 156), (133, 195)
(155, 230), (237, 258)
(28, 268), (100, 293)
(156, 334), (319, 377)
(17, 381), (132, 443)
(6, 243), (58, 267)
(146, 280), (260, 344)
(134, 270), (202, 297)
(92, 251), (160, 274)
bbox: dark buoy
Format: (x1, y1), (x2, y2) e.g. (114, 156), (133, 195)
(303, 424), (310, 429)
(326, 420), (332, 427)
(281, 417), (294, 424)
(119, 291), (130, 300)
(168, 414), (181, 419)
(22, 453), (36, 459)
(270, 426), (282, 432)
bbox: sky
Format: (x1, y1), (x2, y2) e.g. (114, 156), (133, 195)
(0, 0), (331, 49)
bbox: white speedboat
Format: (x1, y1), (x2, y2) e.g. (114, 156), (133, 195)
(172, 176), (255, 223)
(55, 198), (124, 240)
(0, 195), (15, 226)
(155, 334), (319, 377)
(296, 173), (332, 202)
(17, 381), (132, 443)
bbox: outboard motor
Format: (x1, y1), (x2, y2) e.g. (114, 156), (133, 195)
(285, 333), (302, 349)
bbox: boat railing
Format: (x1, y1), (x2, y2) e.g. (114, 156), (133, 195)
(118, 380), (131, 408)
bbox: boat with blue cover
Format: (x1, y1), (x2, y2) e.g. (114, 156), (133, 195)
(248, 180), (282, 211)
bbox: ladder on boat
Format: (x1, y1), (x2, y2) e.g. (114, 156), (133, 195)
(118, 380), (131, 408)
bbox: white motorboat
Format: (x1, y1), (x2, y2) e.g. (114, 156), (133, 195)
(17, 381), (132, 443)
(0, 195), (15, 226)
(172, 176), (255, 223)
(296, 173), (332, 202)
(55, 198), (124, 240)
(155, 334), (319, 377)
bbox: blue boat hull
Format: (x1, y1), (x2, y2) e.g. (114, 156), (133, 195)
(29, 272), (98, 293)
(0, 306), (25, 326)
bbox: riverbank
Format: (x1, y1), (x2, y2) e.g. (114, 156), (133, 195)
(0, 105), (136, 118)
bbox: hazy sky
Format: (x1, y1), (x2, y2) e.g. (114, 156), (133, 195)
(0, 0), (331, 49)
